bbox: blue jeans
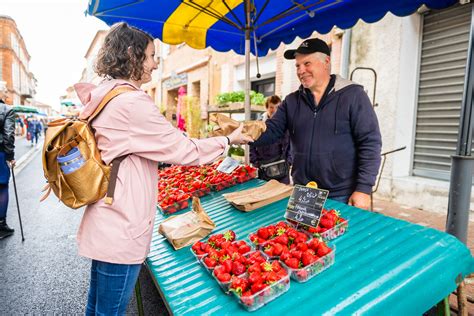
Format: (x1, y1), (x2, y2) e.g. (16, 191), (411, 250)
(86, 260), (142, 316)
(330, 195), (350, 204)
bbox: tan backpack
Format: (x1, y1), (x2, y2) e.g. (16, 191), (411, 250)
(41, 86), (135, 209)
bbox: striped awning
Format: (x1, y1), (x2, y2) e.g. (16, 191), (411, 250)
(87, 0), (457, 56)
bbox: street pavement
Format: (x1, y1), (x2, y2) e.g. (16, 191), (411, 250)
(0, 136), (168, 315)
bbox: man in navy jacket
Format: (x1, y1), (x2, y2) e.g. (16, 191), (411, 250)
(252, 38), (382, 209)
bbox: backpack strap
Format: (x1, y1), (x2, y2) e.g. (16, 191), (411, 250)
(104, 155), (128, 205)
(87, 85), (136, 123)
(86, 85), (136, 206)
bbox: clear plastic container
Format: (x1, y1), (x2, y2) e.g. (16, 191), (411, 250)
(320, 219), (349, 241)
(232, 265), (291, 311)
(190, 186), (211, 198)
(282, 244), (336, 283)
(157, 197), (189, 215)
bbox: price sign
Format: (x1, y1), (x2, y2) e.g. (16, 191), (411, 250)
(216, 157), (240, 174)
(285, 184), (329, 227)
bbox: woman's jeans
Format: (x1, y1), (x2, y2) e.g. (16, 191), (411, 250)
(86, 260), (142, 316)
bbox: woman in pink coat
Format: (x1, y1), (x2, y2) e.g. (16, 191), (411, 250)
(75, 23), (251, 315)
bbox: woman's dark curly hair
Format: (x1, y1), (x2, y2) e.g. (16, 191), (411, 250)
(95, 22), (154, 81)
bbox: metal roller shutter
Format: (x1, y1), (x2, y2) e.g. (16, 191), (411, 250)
(413, 4), (472, 180)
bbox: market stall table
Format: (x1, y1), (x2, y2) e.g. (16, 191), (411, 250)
(146, 179), (473, 315)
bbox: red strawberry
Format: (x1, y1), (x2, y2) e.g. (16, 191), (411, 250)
(290, 250), (303, 260)
(265, 271), (279, 283)
(250, 283), (267, 294)
(213, 265), (226, 276)
(296, 269), (308, 280)
(257, 227), (270, 240)
(223, 259), (233, 273)
(238, 244), (251, 254)
(317, 243), (332, 257)
(274, 234), (289, 246)
(203, 257), (217, 268)
(223, 230), (236, 242)
(248, 272), (263, 285)
(279, 251), (291, 262)
(241, 291), (254, 306)
(296, 242), (308, 252)
(271, 261), (282, 272)
(232, 261), (246, 276)
(320, 218), (335, 229)
(272, 243), (283, 256)
(308, 239), (320, 251)
(301, 251), (317, 267)
(284, 258), (300, 269)
(247, 263), (261, 274)
(216, 272), (231, 282)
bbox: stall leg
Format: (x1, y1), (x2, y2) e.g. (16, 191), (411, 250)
(436, 296), (449, 316)
(457, 281), (468, 316)
(135, 278), (144, 316)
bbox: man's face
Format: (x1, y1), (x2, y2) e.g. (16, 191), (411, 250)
(295, 53), (330, 90)
(266, 102), (279, 118)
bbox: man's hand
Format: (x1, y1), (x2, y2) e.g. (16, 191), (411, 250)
(228, 123), (253, 145)
(348, 191), (371, 210)
(7, 160), (16, 168)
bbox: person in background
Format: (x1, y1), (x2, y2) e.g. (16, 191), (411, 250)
(27, 117), (42, 146)
(252, 38), (382, 210)
(75, 22), (252, 315)
(0, 87), (15, 239)
(250, 95), (291, 184)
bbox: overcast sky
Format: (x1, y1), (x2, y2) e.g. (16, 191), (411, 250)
(0, 0), (108, 109)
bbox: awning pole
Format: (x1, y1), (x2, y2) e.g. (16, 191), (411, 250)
(244, 0), (251, 165)
(445, 5), (474, 244)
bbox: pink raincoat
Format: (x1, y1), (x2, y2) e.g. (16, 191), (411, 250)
(75, 79), (227, 264)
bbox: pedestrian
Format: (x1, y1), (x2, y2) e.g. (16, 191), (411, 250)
(74, 22), (251, 315)
(250, 95), (292, 184)
(27, 117), (42, 146)
(252, 38), (382, 210)
(0, 87), (16, 239)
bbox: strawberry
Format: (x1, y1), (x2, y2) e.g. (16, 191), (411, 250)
(274, 234), (289, 246)
(257, 227), (270, 240)
(247, 263), (262, 274)
(241, 291), (254, 306)
(272, 243), (283, 256)
(271, 261), (282, 272)
(248, 272), (263, 285)
(296, 242), (308, 252)
(263, 245), (274, 257)
(238, 244), (251, 254)
(290, 250), (303, 260)
(301, 251), (317, 266)
(296, 269), (308, 280)
(265, 271), (279, 284)
(319, 218), (335, 229)
(216, 272), (231, 283)
(232, 261), (246, 276)
(203, 257), (217, 268)
(317, 243), (332, 257)
(284, 258), (300, 269)
(279, 251), (291, 262)
(213, 265), (226, 276)
(250, 283), (267, 294)
(222, 259), (233, 273)
(308, 238), (320, 251)
(223, 230), (236, 242)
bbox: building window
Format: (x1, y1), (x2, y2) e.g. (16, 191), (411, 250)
(413, 4), (472, 180)
(251, 78), (275, 97)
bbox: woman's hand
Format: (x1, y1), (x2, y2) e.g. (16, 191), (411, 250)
(228, 123), (253, 145)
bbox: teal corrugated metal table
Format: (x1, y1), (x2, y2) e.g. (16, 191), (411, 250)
(146, 180), (474, 315)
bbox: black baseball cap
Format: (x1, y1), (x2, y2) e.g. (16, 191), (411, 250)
(284, 38), (330, 59)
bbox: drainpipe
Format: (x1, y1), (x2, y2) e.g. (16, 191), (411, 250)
(340, 29), (352, 79)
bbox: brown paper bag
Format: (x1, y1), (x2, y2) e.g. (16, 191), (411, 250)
(158, 197), (215, 250)
(208, 113), (266, 140)
(223, 180), (293, 212)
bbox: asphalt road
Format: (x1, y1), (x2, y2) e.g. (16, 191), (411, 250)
(0, 145), (168, 315)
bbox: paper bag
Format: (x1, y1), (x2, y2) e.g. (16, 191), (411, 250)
(208, 113), (266, 140)
(158, 197), (215, 250)
(223, 180), (293, 212)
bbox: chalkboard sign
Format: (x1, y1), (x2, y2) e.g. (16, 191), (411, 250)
(285, 184), (329, 227)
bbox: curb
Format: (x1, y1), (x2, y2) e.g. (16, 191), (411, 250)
(14, 142), (43, 175)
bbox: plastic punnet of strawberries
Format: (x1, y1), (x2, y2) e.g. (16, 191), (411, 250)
(291, 208), (348, 240)
(249, 221), (310, 254)
(230, 259), (290, 311)
(279, 237), (334, 282)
